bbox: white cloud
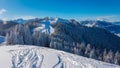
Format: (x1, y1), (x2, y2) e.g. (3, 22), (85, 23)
(95, 15), (120, 22)
(13, 16), (36, 20)
(0, 9), (6, 15)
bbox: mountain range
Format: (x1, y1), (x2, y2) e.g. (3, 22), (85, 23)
(0, 17), (120, 66)
(80, 20), (120, 37)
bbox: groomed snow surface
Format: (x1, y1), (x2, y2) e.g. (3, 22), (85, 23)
(0, 45), (119, 68)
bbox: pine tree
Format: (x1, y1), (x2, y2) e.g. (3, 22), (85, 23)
(103, 49), (107, 62)
(32, 30), (49, 46)
(5, 32), (12, 45)
(6, 24), (32, 45)
(89, 47), (96, 59)
(50, 39), (54, 48)
(114, 51), (120, 65)
(106, 50), (114, 63)
(85, 44), (91, 57)
(23, 25), (32, 45)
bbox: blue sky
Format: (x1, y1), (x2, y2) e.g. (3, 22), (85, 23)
(0, 0), (120, 21)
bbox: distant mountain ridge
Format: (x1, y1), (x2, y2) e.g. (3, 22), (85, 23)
(0, 20), (18, 36)
(80, 20), (120, 37)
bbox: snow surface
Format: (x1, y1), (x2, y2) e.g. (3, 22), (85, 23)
(85, 22), (96, 27)
(50, 26), (55, 34)
(34, 24), (49, 34)
(0, 45), (119, 68)
(116, 33), (120, 37)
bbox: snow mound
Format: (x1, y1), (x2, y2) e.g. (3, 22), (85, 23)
(0, 45), (119, 68)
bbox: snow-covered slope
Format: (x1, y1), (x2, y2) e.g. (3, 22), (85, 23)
(0, 45), (119, 68)
(33, 17), (69, 34)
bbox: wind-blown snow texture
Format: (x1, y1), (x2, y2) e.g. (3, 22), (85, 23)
(0, 45), (119, 68)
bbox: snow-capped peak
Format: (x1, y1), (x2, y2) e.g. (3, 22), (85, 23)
(49, 17), (69, 24)
(12, 18), (27, 24)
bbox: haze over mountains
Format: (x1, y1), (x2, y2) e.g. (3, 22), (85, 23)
(0, 17), (120, 66)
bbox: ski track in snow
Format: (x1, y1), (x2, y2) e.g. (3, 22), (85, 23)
(0, 45), (119, 68)
(10, 48), (43, 68)
(9, 47), (65, 68)
(52, 56), (64, 68)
